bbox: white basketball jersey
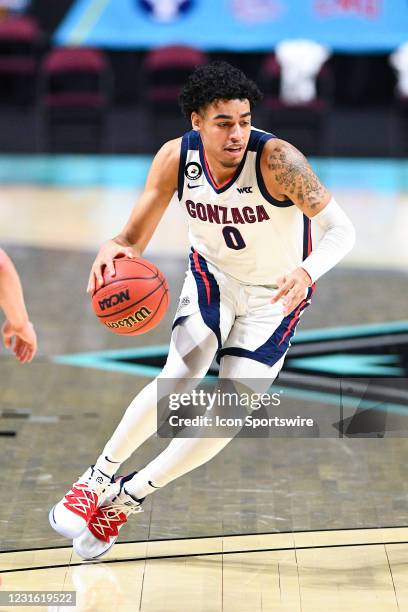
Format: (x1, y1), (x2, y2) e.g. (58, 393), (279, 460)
(178, 128), (312, 285)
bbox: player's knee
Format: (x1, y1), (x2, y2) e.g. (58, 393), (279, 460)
(161, 321), (218, 379)
(180, 335), (217, 377)
(159, 352), (211, 380)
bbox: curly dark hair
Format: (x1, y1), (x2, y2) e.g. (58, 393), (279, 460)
(179, 61), (263, 119)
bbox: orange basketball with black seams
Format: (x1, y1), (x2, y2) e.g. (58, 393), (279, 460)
(91, 256), (169, 335)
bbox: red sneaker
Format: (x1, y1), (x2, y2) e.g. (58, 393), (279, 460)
(49, 466), (118, 539)
(73, 474), (143, 559)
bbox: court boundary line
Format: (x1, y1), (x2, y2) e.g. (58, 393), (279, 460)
(2, 524), (408, 555)
(2, 538), (408, 574)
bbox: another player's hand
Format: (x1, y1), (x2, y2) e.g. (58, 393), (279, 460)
(271, 267), (312, 316)
(87, 239), (138, 294)
(1, 320), (37, 363)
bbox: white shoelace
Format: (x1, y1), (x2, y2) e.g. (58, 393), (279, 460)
(100, 498), (143, 521)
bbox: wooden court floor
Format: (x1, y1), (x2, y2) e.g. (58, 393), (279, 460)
(2, 528), (408, 611)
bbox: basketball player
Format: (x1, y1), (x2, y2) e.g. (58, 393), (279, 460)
(0, 248), (37, 363)
(49, 62), (355, 559)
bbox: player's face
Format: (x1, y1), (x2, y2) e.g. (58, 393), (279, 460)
(192, 99), (252, 168)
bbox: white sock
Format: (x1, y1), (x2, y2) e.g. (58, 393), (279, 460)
(94, 455), (121, 478)
(124, 478), (161, 500)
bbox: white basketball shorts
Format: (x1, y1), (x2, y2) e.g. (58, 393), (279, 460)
(172, 248), (314, 368)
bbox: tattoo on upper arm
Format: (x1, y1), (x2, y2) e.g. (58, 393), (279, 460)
(267, 143), (328, 211)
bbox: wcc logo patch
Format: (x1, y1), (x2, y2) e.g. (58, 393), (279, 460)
(237, 186), (253, 194)
(138, 0), (195, 22)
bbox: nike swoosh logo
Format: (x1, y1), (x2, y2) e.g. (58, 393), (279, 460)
(187, 184), (201, 189)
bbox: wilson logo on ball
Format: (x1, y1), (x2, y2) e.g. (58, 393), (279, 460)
(105, 306), (152, 329)
(98, 290), (130, 311)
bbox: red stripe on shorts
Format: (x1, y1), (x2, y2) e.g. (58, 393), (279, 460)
(193, 250), (211, 305)
(278, 299), (307, 347)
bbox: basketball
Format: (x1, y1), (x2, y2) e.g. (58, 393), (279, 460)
(91, 256), (169, 335)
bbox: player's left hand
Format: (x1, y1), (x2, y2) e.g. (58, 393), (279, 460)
(271, 267), (312, 316)
(1, 320), (37, 363)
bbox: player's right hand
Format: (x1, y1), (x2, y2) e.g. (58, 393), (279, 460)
(87, 239), (138, 294)
(1, 320), (37, 364)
